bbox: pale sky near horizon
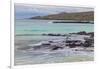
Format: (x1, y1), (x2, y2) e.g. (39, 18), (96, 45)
(15, 3), (94, 19)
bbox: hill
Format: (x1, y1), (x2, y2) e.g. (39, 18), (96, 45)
(30, 11), (94, 21)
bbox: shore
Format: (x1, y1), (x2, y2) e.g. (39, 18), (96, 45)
(15, 46), (94, 65)
(53, 21), (94, 24)
(15, 31), (94, 65)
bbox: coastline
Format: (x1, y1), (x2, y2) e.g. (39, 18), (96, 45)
(15, 19), (94, 65)
(15, 30), (94, 65)
(26, 18), (94, 24)
(53, 21), (93, 24)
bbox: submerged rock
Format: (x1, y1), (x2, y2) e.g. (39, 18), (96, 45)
(42, 33), (67, 36)
(70, 31), (94, 36)
(51, 46), (63, 50)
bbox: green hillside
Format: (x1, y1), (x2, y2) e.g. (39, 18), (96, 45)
(30, 11), (94, 21)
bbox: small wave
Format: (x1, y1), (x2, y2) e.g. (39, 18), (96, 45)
(29, 41), (49, 47)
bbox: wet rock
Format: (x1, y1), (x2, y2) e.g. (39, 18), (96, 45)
(65, 40), (83, 48)
(77, 31), (87, 35)
(51, 46), (63, 50)
(42, 33), (66, 36)
(69, 31), (86, 35)
(87, 32), (94, 38)
(83, 38), (94, 47)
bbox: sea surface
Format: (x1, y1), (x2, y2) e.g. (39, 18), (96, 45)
(15, 19), (93, 35)
(15, 19), (94, 65)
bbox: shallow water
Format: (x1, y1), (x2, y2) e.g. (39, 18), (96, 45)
(15, 19), (94, 35)
(15, 47), (94, 65)
(15, 19), (94, 65)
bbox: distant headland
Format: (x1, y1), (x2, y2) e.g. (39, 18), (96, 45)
(29, 11), (94, 23)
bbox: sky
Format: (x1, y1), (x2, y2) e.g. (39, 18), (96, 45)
(15, 3), (94, 19)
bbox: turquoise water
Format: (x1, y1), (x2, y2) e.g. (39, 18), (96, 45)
(15, 19), (94, 35)
(15, 19), (94, 65)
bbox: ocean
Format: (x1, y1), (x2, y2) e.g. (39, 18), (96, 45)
(14, 19), (94, 65)
(15, 19), (93, 35)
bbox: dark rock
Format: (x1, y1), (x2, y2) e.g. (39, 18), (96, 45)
(49, 41), (54, 43)
(65, 40), (83, 48)
(87, 32), (94, 37)
(77, 31), (87, 35)
(51, 46), (63, 50)
(48, 33), (62, 36)
(42, 33), (67, 36)
(83, 38), (94, 47)
(69, 31), (87, 35)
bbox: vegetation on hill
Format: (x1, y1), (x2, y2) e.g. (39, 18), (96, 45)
(30, 11), (94, 21)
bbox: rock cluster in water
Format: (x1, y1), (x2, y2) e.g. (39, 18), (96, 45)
(31, 31), (94, 51)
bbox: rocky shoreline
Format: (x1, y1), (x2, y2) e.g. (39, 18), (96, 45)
(42, 31), (94, 36)
(53, 21), (93, 24)
(15, 31), (94, 65)
(29, 31), (94, 51)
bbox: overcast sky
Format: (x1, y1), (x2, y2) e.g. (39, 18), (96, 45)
(15, 3), (94, 19)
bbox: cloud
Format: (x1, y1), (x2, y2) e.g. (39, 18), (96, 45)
(15, 3), (94, 19)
